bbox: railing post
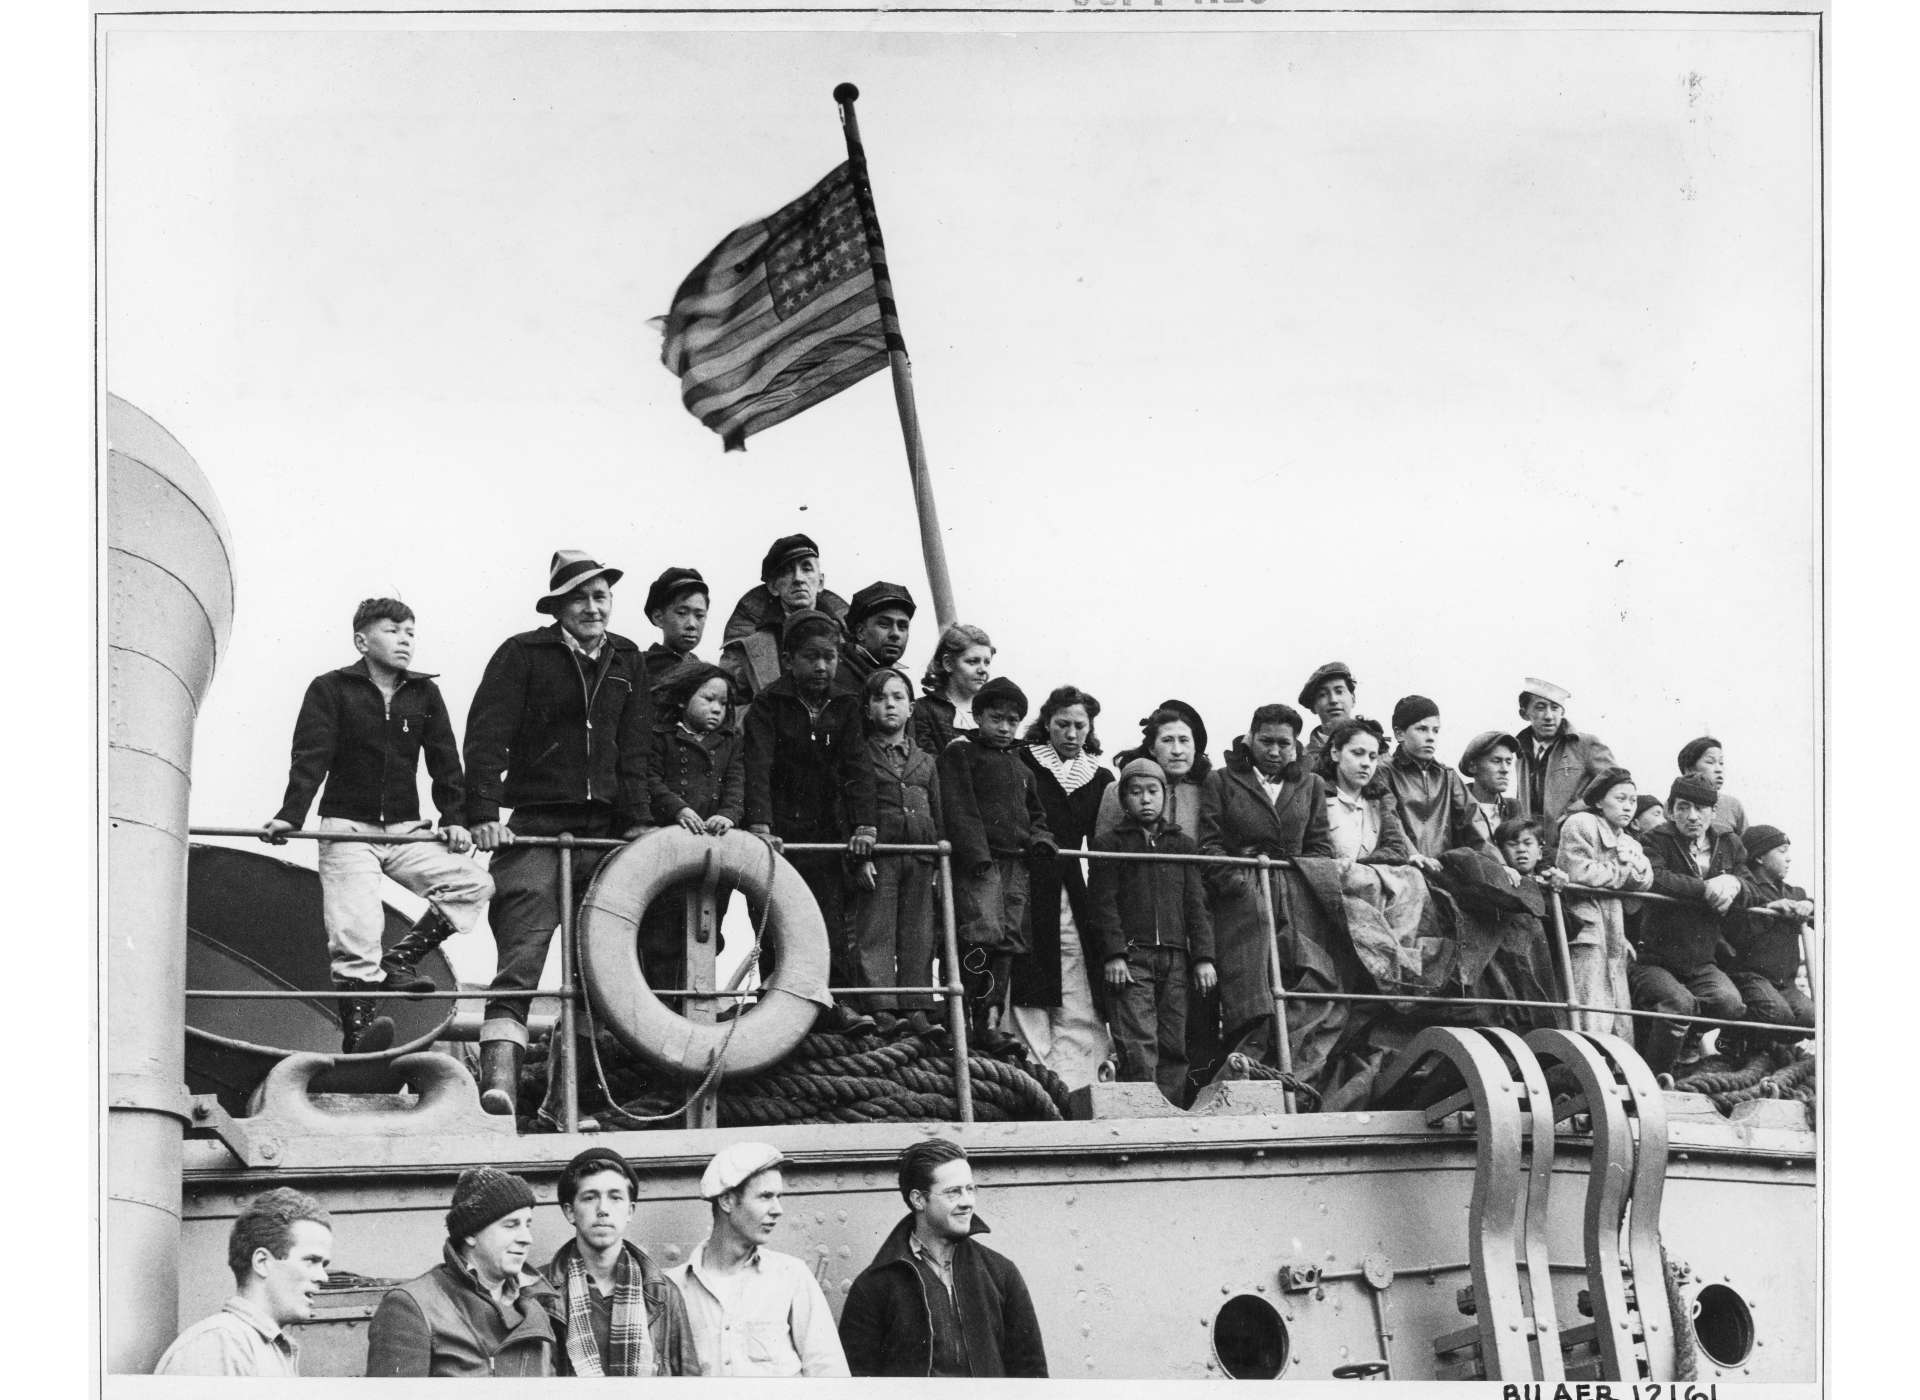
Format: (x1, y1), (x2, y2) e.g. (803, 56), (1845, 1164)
(1255, 855), (1295, 1114)
(1546, 887), (1578, 1032)
(935, 842), (973, 1123)
(557, 833), (580, 1134)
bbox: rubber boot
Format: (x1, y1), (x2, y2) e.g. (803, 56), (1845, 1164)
(379, 909), (458, 994)
(478, 1018), (529, 1116)
(333, 981), (396, 1056)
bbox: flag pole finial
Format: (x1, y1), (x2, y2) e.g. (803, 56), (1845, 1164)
(833, 82), (860, 105)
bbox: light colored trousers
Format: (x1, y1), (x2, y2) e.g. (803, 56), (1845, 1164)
(1011, 889), (1112, 1091)
(317, 817), (493, 981)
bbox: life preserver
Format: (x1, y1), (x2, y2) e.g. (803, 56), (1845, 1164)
(577, 828), (830, 1079)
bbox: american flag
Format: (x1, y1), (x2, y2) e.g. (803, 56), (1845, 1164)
(658, 162), (900, 451)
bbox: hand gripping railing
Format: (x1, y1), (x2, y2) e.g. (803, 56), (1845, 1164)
(187, 827), (1813, 1131)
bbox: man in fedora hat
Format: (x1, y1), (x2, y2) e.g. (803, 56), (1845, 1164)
(463, 551), (653, 1114)
(719, 534), (850, 705)
(668, 1143), (849, 1377)
(832, 581), (916, 697)
(1507, 676), (1614, 851)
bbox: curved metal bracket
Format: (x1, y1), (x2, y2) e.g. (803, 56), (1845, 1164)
(1375, 1026), (1541, 1379)
(1578, 1032), (1677, 1379)
(1526, 1029), (1643, 1381)
(1477, 1027), (1565, 1380)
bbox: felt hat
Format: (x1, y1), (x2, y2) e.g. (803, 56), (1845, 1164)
(1676, 736), (1722, 773)
(643, 566), (708, 616)
(760, 534), (820, 582)
(1667, 774), (1719, 809)
(1457, 730), (1518, 775)
(1743, 824), (1789, 862)
(1519, 676), (1572, 705)
(558, 1147), (639, 1206)
(1580, 766), (1636, 809)
(445, 1166), (536, 1240)
(536, 550), (623, 615)
(1391, 695), (1440, 733)
(1147, 698), (1209, 756)
(700, 1142), (785, 1199)
(971, 676), (1030, 717)
(1298, 662), (1356, 709)
(846, 580), (917, 630)
(779, 607), (841, 650)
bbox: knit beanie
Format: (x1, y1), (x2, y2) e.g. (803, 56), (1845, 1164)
(971, 675), (1030, 717)
(1580, 766), (1635, 809)
(1391, 695), (1440, 733)
(1119, 756), (1168, 792)
(1667, 774), (1719, 810)
(779, 607), (841, 651)
(1676, 736), (1722, 773)
(1634, 794), (1664, 821)
(446, 1166), (536, 1241)
(1743, 824), (1789, 862)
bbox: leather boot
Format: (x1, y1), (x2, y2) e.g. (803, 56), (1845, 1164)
(333, 980), (396, 1056)
(479, 1039), (525, 1116)
(379, 909), (457, 994)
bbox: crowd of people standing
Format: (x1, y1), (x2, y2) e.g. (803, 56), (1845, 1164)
(263, 533), (1816, 1115)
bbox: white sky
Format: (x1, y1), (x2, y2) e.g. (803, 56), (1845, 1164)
(102, 10), (1821, 928)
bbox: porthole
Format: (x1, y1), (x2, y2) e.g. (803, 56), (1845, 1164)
(1692, 1283), (1756, 1368)
(1213, 1293), (1290, 1380)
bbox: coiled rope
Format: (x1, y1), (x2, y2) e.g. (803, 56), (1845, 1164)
(548, 1024), (1076, 1128)
(1674, 1047), (1817, 1115)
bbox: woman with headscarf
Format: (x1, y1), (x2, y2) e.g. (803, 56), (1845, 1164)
(1008, 685), (1115, 1090)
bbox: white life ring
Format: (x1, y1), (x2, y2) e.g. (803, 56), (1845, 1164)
(577, 828), (829, 1079)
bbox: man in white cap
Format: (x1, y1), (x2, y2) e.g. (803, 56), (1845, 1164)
(667, 1142), (849, 1377)
(462, 551), (654, 1115)
(1507, 677), (1614, 851)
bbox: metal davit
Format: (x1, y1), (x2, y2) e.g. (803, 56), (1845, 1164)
(105, 395), (236, 1373)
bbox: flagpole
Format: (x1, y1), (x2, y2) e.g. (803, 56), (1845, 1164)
(833, 82), (958, 630)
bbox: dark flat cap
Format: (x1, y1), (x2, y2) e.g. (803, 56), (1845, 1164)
(847, 580), (917, 629)
(1298, 662), (1356, 709)
(760, 534), (820, 581)
(644, 566), (708, 616)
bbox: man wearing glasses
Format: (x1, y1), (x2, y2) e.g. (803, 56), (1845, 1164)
(838, 1138), (1048, 1377)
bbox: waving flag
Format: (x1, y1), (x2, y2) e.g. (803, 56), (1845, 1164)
(658, 161), (900, 451)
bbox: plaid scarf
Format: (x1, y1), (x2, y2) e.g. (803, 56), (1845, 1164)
(557, 1239), (655, 1378)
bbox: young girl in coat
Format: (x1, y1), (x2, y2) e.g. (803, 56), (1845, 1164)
(849, 666), (942, 1025)
(1553, 767), (1652, 1038)
(1008, 684), (1115, 1090)
(1313, 718), (1411, 868)
(909, 622), (994, 757)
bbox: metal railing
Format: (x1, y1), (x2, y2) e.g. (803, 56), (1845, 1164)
(187, 825), (1814, 1126)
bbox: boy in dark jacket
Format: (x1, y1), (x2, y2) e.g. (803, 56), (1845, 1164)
(639, 663), (745, 990)
(1089, 758), (1216, 1104)
(849, 666), (941, 1023)
(937, 677), (1058, 1051)
(265, 597), (493, 1052)
(641, 566), (711, 706)
(1723, 824), (1815, 1052)
(744, 609), (879, 1033)
(1629, 775), (1757, 1076)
